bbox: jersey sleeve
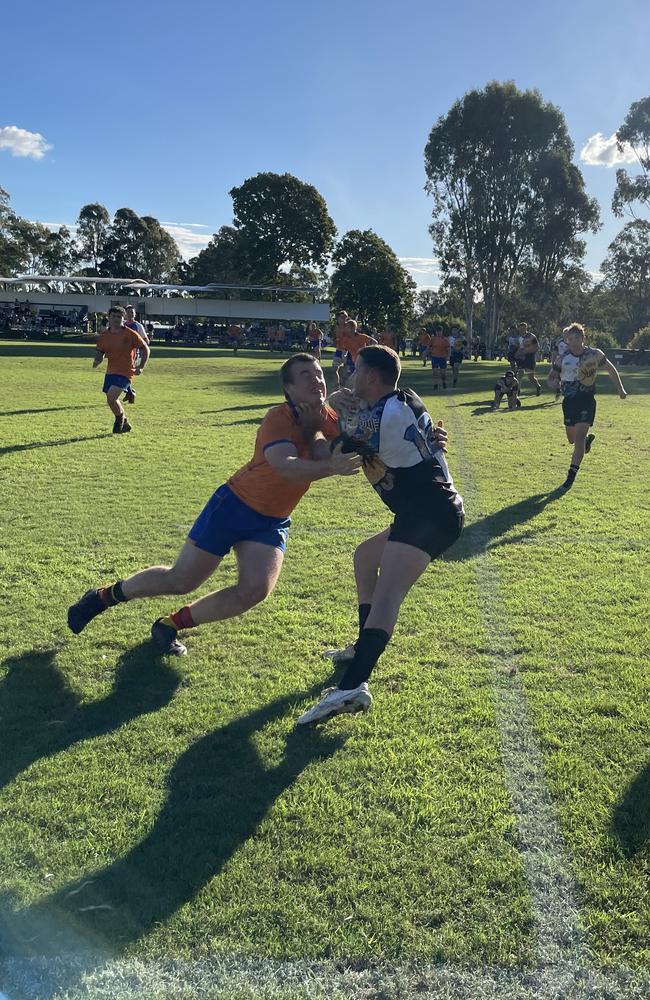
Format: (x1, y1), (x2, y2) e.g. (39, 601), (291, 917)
(95, 334), (106, 354)
(258, 407), (295, 453)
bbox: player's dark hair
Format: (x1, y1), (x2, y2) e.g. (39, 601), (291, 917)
(280, 353), (319, 386)
(358, 345), (400, 384)
(108, 305), (126, 317)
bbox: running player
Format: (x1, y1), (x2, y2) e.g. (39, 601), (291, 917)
(93, 305), (150, 433)
(515, 323), (542, 395)
(297, 345), (463, 725)
(331, 310), (350, 385)
(449, 331), (466, 386)
(122, 305), (149, 404)
(68, 354), (361, 651)
(551, 323), (627, 492)
(429, 325), (450, 389)
(307, 321), (323, 359)
(417, 329), (431, 366)
(492, 370), (521, 410)
(228, 323), (244, 353)
(339, 320), (375, 387)
(379, 328), (398, 351)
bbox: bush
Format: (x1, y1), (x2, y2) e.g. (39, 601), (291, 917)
(626, 325), (650, 350)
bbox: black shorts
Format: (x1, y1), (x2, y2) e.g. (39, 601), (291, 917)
(388, 506), (464, 559)
(562, 394), (596, 427)
(450, 351), (464, 365)
(519, 354), (536, 370)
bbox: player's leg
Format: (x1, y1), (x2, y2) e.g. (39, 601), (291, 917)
(299, 541), (431, 725)
(105, 384), (126, 432)
(441, 359), (447, 389)
(181, 540), (284, 626)
(493, 389), (503, 409)
(67, 540), (221, 637)
(323, 528), (391, 664)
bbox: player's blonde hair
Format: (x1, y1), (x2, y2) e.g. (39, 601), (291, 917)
(563, 322), (585, 338)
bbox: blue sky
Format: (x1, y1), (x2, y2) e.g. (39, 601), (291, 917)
(1, 0), (648, 288)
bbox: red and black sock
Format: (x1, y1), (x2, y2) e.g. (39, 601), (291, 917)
(98, 580), (128, 608)
(160, 606), (196, 632)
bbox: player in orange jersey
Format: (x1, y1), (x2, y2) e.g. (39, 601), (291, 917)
(67, 355), (361, 654)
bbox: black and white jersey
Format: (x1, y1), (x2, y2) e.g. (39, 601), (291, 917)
(338, 388), (464, 518)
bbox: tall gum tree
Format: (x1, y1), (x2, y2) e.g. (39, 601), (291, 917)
(425, 81), (597, 352)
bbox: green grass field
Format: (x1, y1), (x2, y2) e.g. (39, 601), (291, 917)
(1, 341), (649, 999)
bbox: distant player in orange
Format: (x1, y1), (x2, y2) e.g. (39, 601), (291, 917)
(339, 320), (376, 387)
(67, 354), (361, 653)
(428, 325), (450, 389)
(92, 305), (150, 433)
(331, 310), (350, 383)
(307, 321), (323, 359)
(379, 328), (398, 351)
(417, 329), (431, 366)
(228, 323), (244, 354)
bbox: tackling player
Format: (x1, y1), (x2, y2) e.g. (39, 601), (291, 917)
(68, 355), (361, 651)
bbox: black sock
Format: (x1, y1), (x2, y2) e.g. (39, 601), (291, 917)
(99, 580), (128, 608)
(339, 628), (390, 690)
(565, 463), (579, 483)
(358, 603), (372, 631)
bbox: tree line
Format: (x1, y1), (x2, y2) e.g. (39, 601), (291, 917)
(1, 82), (649, 345)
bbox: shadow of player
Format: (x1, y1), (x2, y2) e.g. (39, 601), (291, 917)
(2, 686), (344, 965)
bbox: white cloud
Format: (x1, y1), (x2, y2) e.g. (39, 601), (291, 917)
(161, 222), (213, 258)
(398, 256), (442, 287)
(580, 132), (637, 167)
(0, 125), (52, 159)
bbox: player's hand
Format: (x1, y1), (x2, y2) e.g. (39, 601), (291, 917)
(619, 389), (627, 399)
(433, 419), (448, 452)
(295, 401), (324, 437)
(329, 441), (362, 476)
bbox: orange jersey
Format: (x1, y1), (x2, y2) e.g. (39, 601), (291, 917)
(345, 333), (375, 363)
(429, 335), (450, 359)
(309, 326), (323, 343)
(228, 403), (340, 518)
(96, 326), (146, 378)
(379, 330), (396, 349)
(418, 333), (431, 348)
(228, 324), (243, 339)
(334, 324), (348, 350)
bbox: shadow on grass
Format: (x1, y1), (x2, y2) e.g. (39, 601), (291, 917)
(0, 434), (111, 457)
(445, 491), (562, 562)
(0, 645), (182, 794)
(0, 405), (96, 417)
(610, 765), (650, 858)
(2, 684), (343, 961)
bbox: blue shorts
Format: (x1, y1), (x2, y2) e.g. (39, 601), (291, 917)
(430, 357), (447, 369)
(188, 484), (291, 556)
(103, 374), (132, 394)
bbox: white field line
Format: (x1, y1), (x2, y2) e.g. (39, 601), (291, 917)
(2, 405), (650, 999)
(445, 400), (586, 973)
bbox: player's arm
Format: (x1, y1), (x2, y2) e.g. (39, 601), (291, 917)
(136, 340), (151, 371)
(602, 357), (627, 398)
(265, 441), (360, 481)
(92, 350), (104, 368)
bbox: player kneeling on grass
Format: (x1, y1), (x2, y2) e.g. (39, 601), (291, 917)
(67, 354), (361, 653)
(551, 322), (627, 492)
(492, 370), (521, 410)
(297, 345), (463, 726)
(94, 305), (150, 433)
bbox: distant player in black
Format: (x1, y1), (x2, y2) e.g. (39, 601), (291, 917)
(492, 370), (521, 410)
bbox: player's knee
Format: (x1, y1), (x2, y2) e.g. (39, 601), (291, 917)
(237, 580), (272, 608)
(167, 568), (197, 595)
